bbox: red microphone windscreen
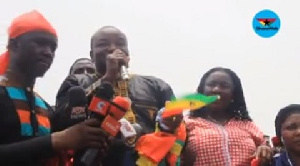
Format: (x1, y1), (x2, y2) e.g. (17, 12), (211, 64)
(88, 96), (110, 116)
(101, 115), (121, 137)
(109, 96), (131, 120)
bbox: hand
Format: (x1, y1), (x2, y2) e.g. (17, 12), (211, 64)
(254, 145), (273, 165)
(51, 119), (111, 151)
(157, 108), (183, 132)
(161, 115), (183, 132)
(103, 49), (129, 82)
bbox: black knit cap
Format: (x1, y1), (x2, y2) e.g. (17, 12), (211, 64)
(275, 104), (300, 139)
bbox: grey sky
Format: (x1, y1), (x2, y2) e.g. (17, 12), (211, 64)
(0, 0), (299, 136)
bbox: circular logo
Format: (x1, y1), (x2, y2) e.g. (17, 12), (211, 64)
(252, 9), (280, 38)
(97, 102), (105, 110)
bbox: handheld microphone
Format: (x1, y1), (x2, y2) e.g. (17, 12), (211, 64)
(119, 118), (136, 137)
(81, 83), (114, 166)
(100, 96), (131, 136)
(121, 65), (129, 80)
(88, 83), (114, 119)
(67, 86), (88, 121)
(119, 118), (142, 147)
(109, 96), (131, 120)
(81, 84), (131, 166)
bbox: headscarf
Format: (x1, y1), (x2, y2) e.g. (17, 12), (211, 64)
(0, 10), (57, 75)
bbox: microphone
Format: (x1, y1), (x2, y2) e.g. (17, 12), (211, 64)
(81, 85), (131, 166)
(119, 118), (144, 147)
(87, 83), (114, 118)
(81, 83), (114, 166)
(67, 86), (88, 121)
(109, 96), (131, 120)
(121, 65), (129, 80)
(100, 96), (131, 137)
(119, 118), (136, 147)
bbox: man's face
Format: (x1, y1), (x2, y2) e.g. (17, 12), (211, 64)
(11, 31), (57, 77)
(90, 27), (129, 74)
(71, 59), (96, 75)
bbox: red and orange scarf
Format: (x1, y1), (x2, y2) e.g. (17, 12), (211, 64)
(135, 122), (186, 166)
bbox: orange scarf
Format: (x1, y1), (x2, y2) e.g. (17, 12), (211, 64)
(135, 122), (186, 166)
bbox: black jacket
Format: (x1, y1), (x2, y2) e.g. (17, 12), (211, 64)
(54, 74), (175, 166)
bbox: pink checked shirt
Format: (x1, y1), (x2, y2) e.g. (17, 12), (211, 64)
(183, 116), (264, 166)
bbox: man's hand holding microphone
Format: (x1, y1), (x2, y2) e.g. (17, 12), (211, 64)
(80, 48), (132, 166)
(51, 119), (110, 151)
(102, 49), (130, 83)
(52, 49), (132, 166)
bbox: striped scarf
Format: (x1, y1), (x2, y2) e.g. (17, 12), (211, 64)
(0, 85), (62, 166)
(4, 86), (51, 136)
(135, 122), (186, 166)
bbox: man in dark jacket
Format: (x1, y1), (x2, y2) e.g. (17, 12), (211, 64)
(55, 26), (176, 166)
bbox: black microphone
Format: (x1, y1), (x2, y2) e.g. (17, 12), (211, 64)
(81, 83), (114, 166)
(67, 86), (88, 122)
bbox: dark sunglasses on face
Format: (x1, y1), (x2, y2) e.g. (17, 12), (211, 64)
(73, 67), (95, 75)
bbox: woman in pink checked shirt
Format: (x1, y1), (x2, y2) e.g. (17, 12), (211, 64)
(181, 67), (267, 166)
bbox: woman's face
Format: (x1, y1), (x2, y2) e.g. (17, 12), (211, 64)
(203, 70), (234, 112)
(281, 112), (300, 153)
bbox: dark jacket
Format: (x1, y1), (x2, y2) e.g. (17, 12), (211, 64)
(0, 86), (57, 166)
(54, 74), (175, 166)
(251, 152), (294, 166)
(272, 152), (294, 166)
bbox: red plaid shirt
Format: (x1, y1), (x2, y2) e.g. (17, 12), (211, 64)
(183, 116), (264, 166)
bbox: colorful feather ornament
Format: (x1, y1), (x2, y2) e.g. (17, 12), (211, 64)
(135, 93), (219, 166)
(162, 93), (219, 118)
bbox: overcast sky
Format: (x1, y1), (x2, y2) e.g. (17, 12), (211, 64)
(0, 0), (299, 136)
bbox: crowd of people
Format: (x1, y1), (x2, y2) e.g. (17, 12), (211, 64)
(0, 10), (299, 166)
